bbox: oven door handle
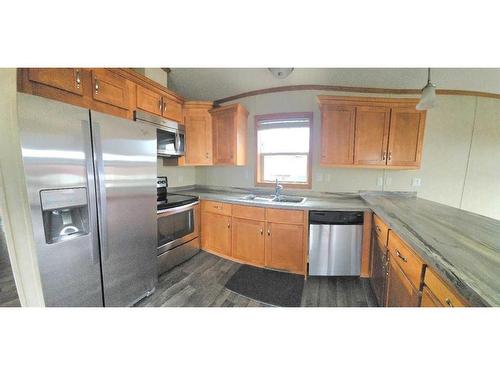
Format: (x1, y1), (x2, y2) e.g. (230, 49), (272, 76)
(157, 201), (199, 217)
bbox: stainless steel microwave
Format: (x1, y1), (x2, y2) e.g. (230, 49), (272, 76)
(134, 110), (185, 157)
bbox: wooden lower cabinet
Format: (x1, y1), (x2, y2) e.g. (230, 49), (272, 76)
(370, 234), (388, 306)
(421, 286), (443, 307)
(386, 257), (420, 307)
(232, 217), (265, 265)
(422, 267), (468, 307)
(265, 222), (304, 273)
(201, 211), (232, 257)
(200, 201), (306, 275)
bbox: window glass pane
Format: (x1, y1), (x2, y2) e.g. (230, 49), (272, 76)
(262, 154), (308, 183)
(258, 127), (309, 153)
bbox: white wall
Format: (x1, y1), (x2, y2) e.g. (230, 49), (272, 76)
(157, 158), (197, 187)
(194, 90), (500, 220)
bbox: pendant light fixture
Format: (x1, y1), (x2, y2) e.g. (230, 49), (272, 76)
(416, 68), (437, 110)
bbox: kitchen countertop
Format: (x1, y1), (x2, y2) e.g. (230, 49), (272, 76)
(173, 185), (499, 306)
(362, 193), (500, 307)
(173, 186), (369, 211)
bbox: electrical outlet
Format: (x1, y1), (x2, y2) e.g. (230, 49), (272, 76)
(377, 176), (384, 186)
(412, 177), (422, 187)
(385, 177), (392, 186)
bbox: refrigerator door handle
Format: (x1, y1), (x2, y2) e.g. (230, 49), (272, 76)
(92, 122), (110, 261)
(82, 120), (100, 265)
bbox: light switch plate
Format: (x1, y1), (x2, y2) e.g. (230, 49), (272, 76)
(412, 177), (422, 187)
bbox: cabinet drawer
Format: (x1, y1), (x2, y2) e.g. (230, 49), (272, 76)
(232, 204), (265, 221)
(424, 267), (468, 307)
(201, 200), (232, 216)
(420, 286), (443, 307)
(266, 208), (304, 224)
(373, 214), (389, 244)
(28, 68), (83, 95)
(91, 69), (130, 109)
(387, 231), (424, 290)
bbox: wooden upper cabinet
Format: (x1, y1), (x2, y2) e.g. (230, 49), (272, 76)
(28, 68), (84, 96)
(354, 106), (390, 165)
(317, 96), (426, 169)
(91, 69), (130, 110)
(387, 107), (426, 167)
(319, 105), (355, 165)
(136, 85), (162, 115)
(232, 217), (265, 266)
(183, 101), (214, 165)
(210, 103), (248, 166)
(162, 95), (183, 123)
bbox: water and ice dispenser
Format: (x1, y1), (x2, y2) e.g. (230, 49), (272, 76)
(40, 188), (90, 244)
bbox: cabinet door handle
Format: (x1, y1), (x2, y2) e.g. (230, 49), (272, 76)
(445, 298), (454, 307)
(376, 225), (381, 233)
(206, 152), (209, 159)
(94, 78), (99, 94)
(267, 229), (271, 236)
(260, 228), (263, 235)
(388, 151), (392, 161)
(159, 99), (163, 112)
(162, 100), (166, 113)
(227, 223), (230, 229)
(75, 69), (81, 89)
(395, 250), (407, 263)
(382, 151), (386, 161)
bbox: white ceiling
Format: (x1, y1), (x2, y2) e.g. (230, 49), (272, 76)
(168, 68), (500, 101)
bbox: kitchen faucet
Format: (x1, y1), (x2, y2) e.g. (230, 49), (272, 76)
(274, 178), (283, 198)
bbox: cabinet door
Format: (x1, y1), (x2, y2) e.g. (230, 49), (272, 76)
(386, 257), (420, 307)
(320, 105), (355, 165)
(162, 96), (183, 123)
(201, 212), (231, 257)
(265, 222), (304, 274)
(184, 111), (212, 165)
(91, 69), (130, 110)
(387, 107), (426, 167)
(136, 85), (162, 115)
(28, 68), (83, 95)
(232, 217), (265, 265)
(354, 106), (390, 165)
(370, 234), (388, 306)
(212, 111), (236, 165)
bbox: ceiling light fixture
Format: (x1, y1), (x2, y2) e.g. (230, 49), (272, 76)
(416, 68), (437, 110)
(268, 68), (294, 79)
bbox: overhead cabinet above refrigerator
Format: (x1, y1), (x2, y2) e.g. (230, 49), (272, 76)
(17, 93), (158, 307)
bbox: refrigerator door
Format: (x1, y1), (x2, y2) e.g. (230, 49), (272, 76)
(17, 93), (103, 306)
(91, 111), (157, 306)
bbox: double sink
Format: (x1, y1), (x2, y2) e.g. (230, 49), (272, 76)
(240, 194), (306, 204)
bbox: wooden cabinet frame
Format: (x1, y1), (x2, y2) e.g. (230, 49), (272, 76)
(317, 96), (427, 170)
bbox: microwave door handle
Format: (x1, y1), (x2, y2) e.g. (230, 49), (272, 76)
(175, 132), (181, 153)
(92, 122), (110, 261)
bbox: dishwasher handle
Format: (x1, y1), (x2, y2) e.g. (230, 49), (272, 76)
(309, 211), (364, 225)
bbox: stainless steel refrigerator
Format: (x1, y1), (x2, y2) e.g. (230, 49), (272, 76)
(17, 93), (157, 307)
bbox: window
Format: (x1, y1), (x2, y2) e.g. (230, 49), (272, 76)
(255, 113), (312, 188)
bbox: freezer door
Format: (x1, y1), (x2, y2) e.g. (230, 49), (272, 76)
(91, 111), (157, 306)
(17, 93), (103, 306)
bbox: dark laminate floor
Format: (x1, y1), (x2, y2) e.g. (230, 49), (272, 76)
(136, 251), (378, 307)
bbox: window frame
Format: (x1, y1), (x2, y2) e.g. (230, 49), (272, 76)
(254, 112), (313, 189)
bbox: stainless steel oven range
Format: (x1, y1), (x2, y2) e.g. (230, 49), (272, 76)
(156, 177), (200, 275)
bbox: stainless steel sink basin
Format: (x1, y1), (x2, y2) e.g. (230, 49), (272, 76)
(240, 194), (306, 204)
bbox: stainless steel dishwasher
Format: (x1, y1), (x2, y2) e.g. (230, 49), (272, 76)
(308, 211), (364, 276)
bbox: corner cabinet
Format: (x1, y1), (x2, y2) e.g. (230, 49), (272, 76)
(209, 104), (248, 166)
(318, 96), (426, 169)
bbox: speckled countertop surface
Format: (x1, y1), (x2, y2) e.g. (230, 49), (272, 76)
(362, 193), (500, 307)
(173, 185), (499, 306)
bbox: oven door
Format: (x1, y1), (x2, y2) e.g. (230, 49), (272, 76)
(157, 202), (199, 255)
